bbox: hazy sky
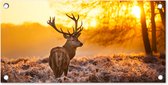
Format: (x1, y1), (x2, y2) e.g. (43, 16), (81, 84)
(1, 1), (165, 58)
(1, 0), (98, 28)
(1, 0), (55, 26)
(0, 0), (140, 28)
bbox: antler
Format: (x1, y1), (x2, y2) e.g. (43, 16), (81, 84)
(47, 17), (71, 35)
(47, 14), (83, 36)
(66, 14), (83, 36)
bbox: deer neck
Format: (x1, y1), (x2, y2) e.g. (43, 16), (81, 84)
(63, 42), (76, 60)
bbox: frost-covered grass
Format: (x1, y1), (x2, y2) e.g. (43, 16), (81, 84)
(1, 54), (165, 83)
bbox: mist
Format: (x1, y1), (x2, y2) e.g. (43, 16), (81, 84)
(1, 23), (147, 59)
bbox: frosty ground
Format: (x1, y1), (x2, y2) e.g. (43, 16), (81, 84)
(1, 54), (165, 83)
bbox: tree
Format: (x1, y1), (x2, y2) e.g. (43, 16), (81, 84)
(156, 1), (166, 51)
(156, 1), (165, 27)
(150, 1), (157, 53)
(139, 2), (152, 55)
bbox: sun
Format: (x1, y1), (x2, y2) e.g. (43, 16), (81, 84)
(90, 20), (97, 27)
(131, 6), (140, 18)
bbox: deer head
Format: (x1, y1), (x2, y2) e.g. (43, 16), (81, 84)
(47, 14), (83, 48)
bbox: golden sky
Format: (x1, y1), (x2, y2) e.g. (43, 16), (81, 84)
(1, 0), (101, 28)
(1, 0), (55, 26)
(0, 0), (143, 29)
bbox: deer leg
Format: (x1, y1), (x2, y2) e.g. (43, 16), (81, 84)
(64, 68), (68, 76)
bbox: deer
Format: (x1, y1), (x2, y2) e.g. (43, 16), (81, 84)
(47, 14), (83, 78)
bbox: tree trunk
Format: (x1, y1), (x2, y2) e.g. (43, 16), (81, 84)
(156, 1), (166, 51)
(150, 1), (157, 53)
(156, 1), (165, 27)
(139, 2), (152, 55)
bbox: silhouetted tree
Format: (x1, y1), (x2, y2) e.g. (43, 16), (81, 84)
(150, 1), (157, 53)
(156, 1), (166, 51)
(139, 2), (152, 55)
(156, 1), (165, 27)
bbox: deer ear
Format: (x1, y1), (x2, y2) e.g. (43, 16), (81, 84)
(63, 34), (70, 39)
(76, 33), (81, 38)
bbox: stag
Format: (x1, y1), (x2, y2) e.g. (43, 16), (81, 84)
(47, 14), (83, 78)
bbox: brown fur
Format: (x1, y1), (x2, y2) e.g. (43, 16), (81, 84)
(47, 14), (83, 78)
(49, 47), (70, 78)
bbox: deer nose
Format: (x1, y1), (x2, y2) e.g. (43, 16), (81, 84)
(80, 43), (83, 46)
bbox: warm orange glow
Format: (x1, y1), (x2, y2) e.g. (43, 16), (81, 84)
(1, 1), (165, 63)
(1, 1), (161, 30)
(131, 6), (140, 18)
(90, 19), (97, 27)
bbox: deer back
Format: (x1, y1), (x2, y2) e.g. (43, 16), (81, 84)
(49, 47), (70, 78)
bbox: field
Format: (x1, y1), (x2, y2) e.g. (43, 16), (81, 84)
(1, 54), (165, 83)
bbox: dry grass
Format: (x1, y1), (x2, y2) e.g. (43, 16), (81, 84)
(1, 54), (165, 83)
